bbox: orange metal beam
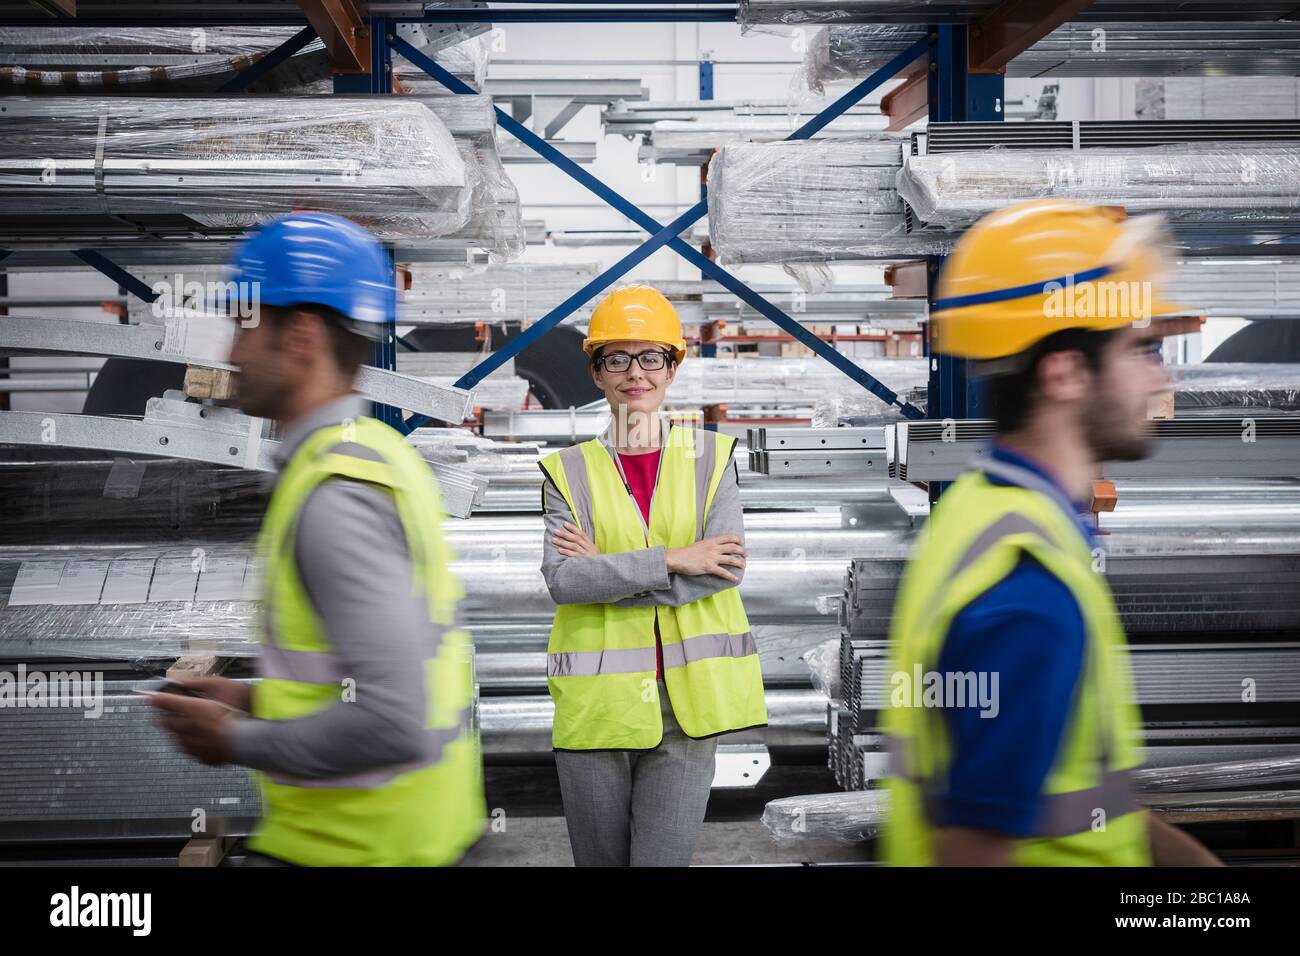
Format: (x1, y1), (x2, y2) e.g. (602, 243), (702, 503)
(26, 0), (76, 14)
(295, 0), (370, 75)
(879, 57), (929, 131)
(969, 0), (1095, 72)
(884, 260), (934, 299)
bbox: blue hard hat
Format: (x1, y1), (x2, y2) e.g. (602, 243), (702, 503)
(228, 212), (393, 340)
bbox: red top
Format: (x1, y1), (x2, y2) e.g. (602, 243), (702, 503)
(618, 449), (664, 678)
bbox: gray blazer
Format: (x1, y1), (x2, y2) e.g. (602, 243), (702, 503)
(540, 435), (746, 609)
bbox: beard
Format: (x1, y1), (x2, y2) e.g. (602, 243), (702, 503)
(1083, 392), (1153, 462)
(234, 368), (291, 421)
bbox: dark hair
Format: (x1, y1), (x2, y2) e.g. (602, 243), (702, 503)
(266, 304), (372, 377)
(985, 328), (1114, 432)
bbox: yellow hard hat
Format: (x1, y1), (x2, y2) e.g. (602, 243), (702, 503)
(583, 284), (686, 364)
(932, 199), (1194, 360)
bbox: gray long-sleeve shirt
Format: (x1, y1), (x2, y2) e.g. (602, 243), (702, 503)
(230, 394), (432, 779)
(540, 434), (746, 608)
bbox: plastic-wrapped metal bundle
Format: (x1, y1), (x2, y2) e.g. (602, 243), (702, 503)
(0, 96), (472, 241)
(0, 20), (489, 94)
(402, 262), (601, 325)
(897, 142), (1300, 231)
(762, 758), (1300, 844)
(707, 137), (947, 263)
(0, 25), (327, 92)
(739, 0), (1300, 27)
(801, 24), (925, 94)
(802, 24), (1300, 90)
(1170, 363), (1300, 411)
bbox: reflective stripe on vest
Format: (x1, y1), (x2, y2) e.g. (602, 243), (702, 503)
(556, 426), (720, 544)
(548, 631), (757, 677)
(886, 734), (1139, 839)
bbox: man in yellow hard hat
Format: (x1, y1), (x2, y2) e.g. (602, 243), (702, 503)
(538, 284), (766, 866)
(883, 200), (1221, 866)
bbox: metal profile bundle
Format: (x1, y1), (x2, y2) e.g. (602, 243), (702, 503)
(395, 353), (529, 411)
(400, 262), (601, 326)
(0, 95), (484, 247)
(892, 413), (1300, 483)
(706, 136), (949, 264)
(604, 98), (885, 166)
(667, 357), (928, 412)
(0, 677), (829, 845)
(657, 279), (925, 328)
(747, 426), (888, 477)
(0, 313), (476, 427)
(0, 392), (487, 518)
(899, 121), (1300, 238)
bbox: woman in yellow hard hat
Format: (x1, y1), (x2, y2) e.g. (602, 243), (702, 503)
(537, 284), (767, 866)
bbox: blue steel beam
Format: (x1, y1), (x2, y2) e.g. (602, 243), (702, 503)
(217, 24), (318, 93)
(391, 34), (929, 430)
(71, 250), (160, 303)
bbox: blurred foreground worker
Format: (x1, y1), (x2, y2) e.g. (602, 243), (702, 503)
(151, 212), (485, 866)
(539, 285), (766, 866)
(884, 200), (1220, 866)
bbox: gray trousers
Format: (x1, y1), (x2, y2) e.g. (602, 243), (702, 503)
(554, 680), (717, 867)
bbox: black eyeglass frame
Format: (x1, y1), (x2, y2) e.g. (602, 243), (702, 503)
(592, 348), (675, 373)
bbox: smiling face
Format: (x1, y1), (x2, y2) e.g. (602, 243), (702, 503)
(590, 338), (677, 420)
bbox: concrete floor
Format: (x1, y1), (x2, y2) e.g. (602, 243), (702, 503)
(458, 763), (873, 866)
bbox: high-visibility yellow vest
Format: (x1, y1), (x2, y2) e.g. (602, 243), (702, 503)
(249, 416), (486, 866)
(539, 425), (767, 750)
(883, 463), (1150, 866)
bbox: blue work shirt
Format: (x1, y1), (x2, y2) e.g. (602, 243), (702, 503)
(931, 443), (1098, 837)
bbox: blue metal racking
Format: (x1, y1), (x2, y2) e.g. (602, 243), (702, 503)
(0, 6), (1030, 435)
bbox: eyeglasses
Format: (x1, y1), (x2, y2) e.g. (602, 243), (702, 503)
(595, 349), (672, 373)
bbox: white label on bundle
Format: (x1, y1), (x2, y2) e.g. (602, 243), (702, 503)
(147, 556), (200, 602)
(103, 457), (147, 499)
(8, 560), (68, 606)
(161, 313), (235, 361)
(48, 560), (111, 605)
(194, 555), (249, 602)
(100, 559), (157, 605)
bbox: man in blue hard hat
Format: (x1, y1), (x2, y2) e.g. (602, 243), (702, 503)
(151, 212), (486, 866)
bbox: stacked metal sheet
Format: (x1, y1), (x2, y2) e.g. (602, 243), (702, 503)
(828, 551), (1300, 790)
(706, 136), (948, 263)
